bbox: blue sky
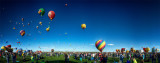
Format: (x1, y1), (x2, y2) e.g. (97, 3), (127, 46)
(0, 0), (160, 52)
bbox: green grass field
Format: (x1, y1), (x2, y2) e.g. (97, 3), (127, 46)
(0, 55), (157, 63)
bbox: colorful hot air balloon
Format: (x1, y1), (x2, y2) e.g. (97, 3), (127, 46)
(145, 47), (150, 53)
(81, 24), (86, 29)
(121, 48), (126, 53)
(20, 30), (25, 36)
(38, 8), (45, 16)
(1, 46), (6, 50)
(48, 11), (55, 20)
(95, 40), (106, 52)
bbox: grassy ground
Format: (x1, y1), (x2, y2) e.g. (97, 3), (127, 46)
(0, 55), (158, 63)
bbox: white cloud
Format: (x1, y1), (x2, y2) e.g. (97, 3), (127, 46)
(108, 44), (114, 46)
(90, 44), (94, 45)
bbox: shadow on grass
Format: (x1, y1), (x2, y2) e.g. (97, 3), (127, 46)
(46, 60), (78, 63)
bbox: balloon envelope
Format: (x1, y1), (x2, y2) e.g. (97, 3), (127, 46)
(20, 30), (25, 36)
(1, 46), (6, 50)
(48, 11), (55, 20)
(81, 24), (86, 29)
(95, 40), (106, 52)
(38, 8), (45, 16)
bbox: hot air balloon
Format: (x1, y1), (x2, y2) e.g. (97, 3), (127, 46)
(38, 8), (45, 16)
(143, 48), (146, 52)
(1, 46), (6, 50)
(65, 3), (68, 6)
(156, 48), (159, 52)
(126, 50), (129, 53)
(46, 27), (50, 32)
(36, 26), (39, 29)
(95, 40), (106, 52)
(22, 18), (24, 22)
(116, 49), (119, 52)
(121, 48), (126, 53)
(51, 49), (54, 52)
(6, 45), (11, 48)
(13, 27), (15, 29)
(20, 30), (25, 36)
(81, 24), (86, 29)
(28, 23), (30, 25)
(145, 47), (150, 53)
(48, 11), (55, 20)
(152, 47), (156, 53)
(39, 22), (42, 25)
(130, 47), (134, 52)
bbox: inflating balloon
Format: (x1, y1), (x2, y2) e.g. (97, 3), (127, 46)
(48, 11), (55, 20)
(81, 24), (86, 29)
(38, 8), (45, 16)
(95, 40), (106, 52)
(20, 30), (25, 36)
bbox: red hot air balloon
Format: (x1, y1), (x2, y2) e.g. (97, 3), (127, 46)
(48, 11), (55, 20)
(6, 45), (11, 48)
(143, 48), (146, 52)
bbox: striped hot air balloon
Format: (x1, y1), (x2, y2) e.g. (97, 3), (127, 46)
(95, 40), (106, 52)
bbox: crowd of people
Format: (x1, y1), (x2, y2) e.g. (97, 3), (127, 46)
(0, 50), (160, 63)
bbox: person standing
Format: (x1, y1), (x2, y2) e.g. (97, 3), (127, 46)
(157, 53), (160, 63)
(102, 54), (108, 63)
(6, 53), (10, 63)
(139, 54), (144, 63)
(120, 54), (124, 63)
(152, 53), (157, 63)
(65, 53), (68, 63)
(12, 53), (16, 63)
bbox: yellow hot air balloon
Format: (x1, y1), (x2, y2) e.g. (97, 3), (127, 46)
(81, 24), (86, 29)
(46, 27), (50, 32)
(1, 46), (6, 50)
(39, 22), (42, 25)
(145, 47), (150, 52)
(126, 50), (129, 53)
